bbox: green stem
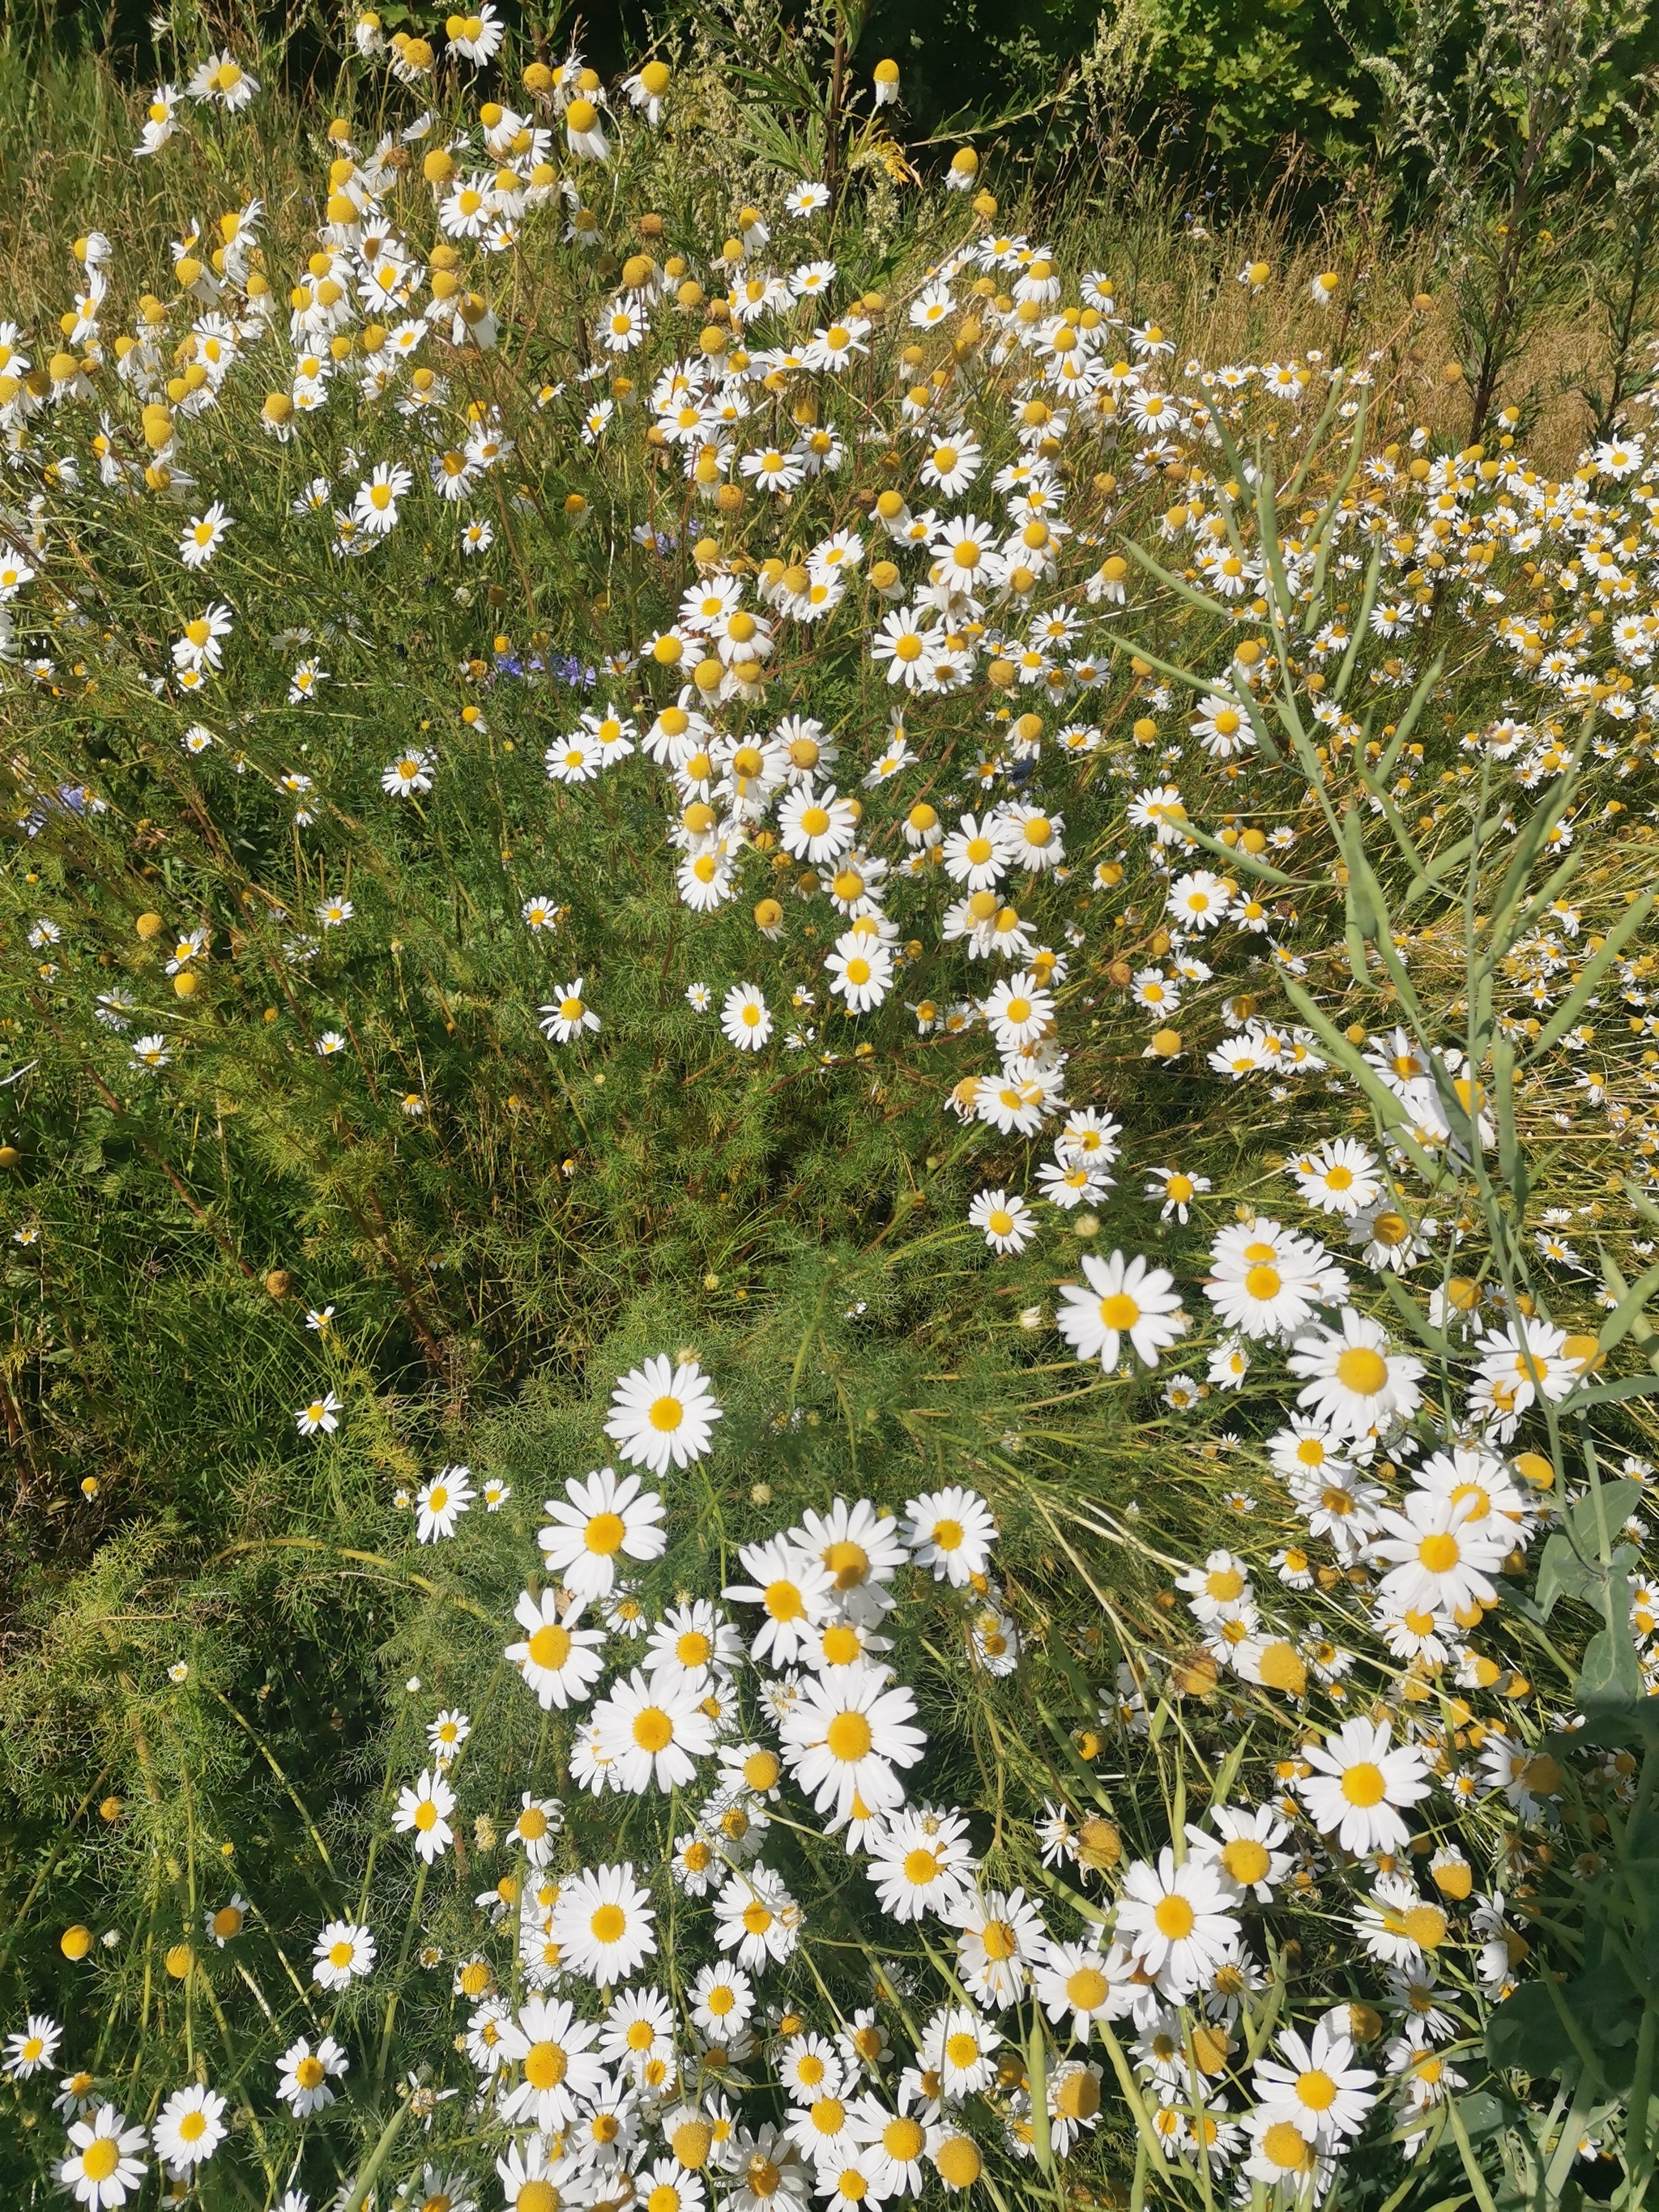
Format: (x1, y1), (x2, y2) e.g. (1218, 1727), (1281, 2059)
(377, 1859), (429, 2087)
(1628, 2002), (1657, 2184)
(340, 2095), (412, 2212)
(1445, 2091), (1501, 2212)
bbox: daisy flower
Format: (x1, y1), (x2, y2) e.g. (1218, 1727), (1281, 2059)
(1112, 1850), (1239, 1996)
(1034, 1941), (1122, 2042)
(539, 1464), (667, 1592)
(592, 1666), (719, 1792)
(780, 1668), (926, 1821)
(902, 1487), (996, 1586)
(311, 1920), (376, 1989)
(58, 2105), (148, 2207)
(539, 978), (600, 1042)
(4, 2016), (62, 2079)
(968, 1188), (1035, 1254)
(1290, 1137), (1381, 1217)
(1145, 1167), (1209, 1222)
(1299, 1718), (1431, 1856)
(604, 1356), (723, 1476)
(953, 1886), (1049, 2009)
(923, 2007), (1000, 2097)
(549, 1863), (659, 1982)
(275, 2035), (348, 2116)
(151, 2084), (227, 2175)
(1252, 2021), (1376, 2147)
(497, 1995), (608, 2128)
(713, 1865), (803, 1968)
(1055, 1250), (1187, 1370)
(724, 1538), (834, 1664)
(392, 1768), (456, 1862)
(295, 1390), (342, 1437)
(178, 503), (232, 569)
(381, 748), (435, 796)
(1287, 1311), (1423, 1439)
(719, 982), (772, 1051)
(415, 1463), (474, 1541)
(1369, 1489), (1510, 1619)
(865, 1805), (979, 1921)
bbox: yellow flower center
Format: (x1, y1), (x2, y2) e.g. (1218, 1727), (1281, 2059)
(1221, 1839), (1271, 1886)
(764, 1579), (804, 1621)
(1154, 1894), (1196, 1940)
(633, 1708), (674, 1754)
(525, 2039), (569, 2089)
(585, 1511), (626, 1553)
(826, 1711), (873, 1761)
(1296, 2068), (1337, 2112)
(1340, 1761), (1386, 1806)
(980, 1918), (1019, 1960)
(527, 1623), (573, 1669)
(1262, 2122), (1311, 2172)
(825, 1539), (869, 1588)
(1335, 1346), (1388, 1396)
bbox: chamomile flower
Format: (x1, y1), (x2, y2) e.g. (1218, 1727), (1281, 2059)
(604, 1357), (723, 1475)
(178, 503), (232, 569)
(151, 2084), (228, 2174)
(5, 2016), (62, 2081)
(538, 977), (599, 1042)
(722, 983), (774, 1051)
(276, 2035), (348, 2116)
(1056, 1251), (1186, 1371)
(968, 1188), (1035, 1254)
(780, 1667), (925, 1821)
(549, 1862), (659, 1981)
(311, 1920), (376, 1989)
(393, 1769), (456, 1862)
(59, 2105), (149, 2207)
(415, 1464), (474, 1541)
(535, 1470), (663, 1600)
(1113, 1851), (1239, 1996)
(1299, 1718), (1431, 1856)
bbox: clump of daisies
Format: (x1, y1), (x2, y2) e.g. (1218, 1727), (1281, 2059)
(3, 18), (1659, 2212)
